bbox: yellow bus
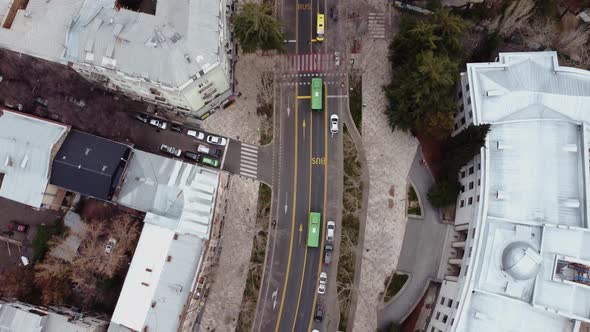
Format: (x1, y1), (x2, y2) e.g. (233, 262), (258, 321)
(316, 14), (325, 41)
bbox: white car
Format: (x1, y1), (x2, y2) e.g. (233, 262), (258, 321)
(105, 238), (117, 254)
(187, 130), (205, 140)
(207, 135), (228, 146)
(149, 119), (167, 130)
(318, 271), (328, 294)
(326, 221), (335, 243)
(330, 114), (339, 134)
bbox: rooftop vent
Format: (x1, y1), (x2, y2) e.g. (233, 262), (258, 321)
(85, 148), (92, 156)
(184, 54), (191, 63)
(497, 190), (509, 200)
(562, 199), (580, 208)
(101, 165), (108, 172)
(141, 282), (149, 287)
(562, 144), (577, 152)
(486, 89), (504, 97)
(497, 141), (512, 150)
(23, 11), (32, 18)
(20, 155), (28, 169)
(4, 156), (12, 167)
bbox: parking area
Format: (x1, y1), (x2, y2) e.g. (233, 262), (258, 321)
(0, 197), (63, 268)
(0, 48), (230, 170)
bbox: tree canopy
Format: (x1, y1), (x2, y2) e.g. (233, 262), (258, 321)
(233, 3), (284, 53)
(385, 10), (468, 134)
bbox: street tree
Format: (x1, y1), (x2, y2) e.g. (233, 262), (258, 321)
(233, 3), (284, 53)
(428, 179), (461, 208)
(442, 123), (491, 177)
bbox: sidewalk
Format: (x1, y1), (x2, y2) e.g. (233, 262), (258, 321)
(377, 151), (451, 328)
(351, 5), (419, 332)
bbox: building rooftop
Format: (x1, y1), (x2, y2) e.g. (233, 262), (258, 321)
(456, 52), (590, 332)
(108, 223), (203, 332)
(114, 149), (218, 239)
(0, 109), (69, 208)
(50, 130), (132, 201)
(0, 0), (225, 88)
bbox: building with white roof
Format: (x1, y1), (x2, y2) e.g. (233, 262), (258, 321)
(428, 52), (590, 332)
(108, 223), (204, 332)
(0, 0), (233, 118)
(0, 300), (108, 332)
(0, 108), (69, 208)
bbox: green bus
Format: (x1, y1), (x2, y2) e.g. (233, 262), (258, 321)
(308, 212), (321, 247)
(311, 78), (323, 111)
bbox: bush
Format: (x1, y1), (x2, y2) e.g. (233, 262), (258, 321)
(428, 180), (460, 208)
(32, 221), (66, 262)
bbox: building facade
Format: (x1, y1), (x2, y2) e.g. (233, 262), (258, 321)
(428, 52), (590, 332)
(0, 0), (234, 118)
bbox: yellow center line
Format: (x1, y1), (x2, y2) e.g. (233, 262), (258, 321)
(275, 85), (299, 332)
(307, 83), (329, 332)
(291, 108), (313, 332)
(297, 95), (312, 99)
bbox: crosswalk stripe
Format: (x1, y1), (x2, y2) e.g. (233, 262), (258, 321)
(241, 159), (258, 168)
(240, 167), (258, 176)
(241, 143), (258, 149)
(241, 146), (258, 154)
(241, 153), (258, 161)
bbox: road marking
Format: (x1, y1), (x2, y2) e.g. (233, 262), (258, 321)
(272, 289), (278, 311)
(307, 82), (330, 332)
(302, 119), (306, 141)
(284, 192), (288, 215)
(297, 95), (311, 99)
(327, 95), (349, 98)
(298, 224), (303, 244)
(283, 39), (297, 43)
(274, 84), (299, 332)
(239, 143), (259, 178)
(291, 110), (313, 332)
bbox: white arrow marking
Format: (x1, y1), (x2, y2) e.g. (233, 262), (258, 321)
(272, 289), (278, 310)
(284, 192), (288, 214)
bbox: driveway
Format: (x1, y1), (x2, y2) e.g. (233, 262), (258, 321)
(377, 150), (451, 328)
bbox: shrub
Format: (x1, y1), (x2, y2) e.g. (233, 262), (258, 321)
(428, 180), (461, 208)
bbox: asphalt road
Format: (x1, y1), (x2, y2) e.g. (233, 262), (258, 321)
(253, 0), (349, 330)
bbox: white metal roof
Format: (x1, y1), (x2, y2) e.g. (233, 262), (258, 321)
(114, 149), (218, 239)
(0, 0), (224, 87)
(455, 52), (590, 332)
(109, 223), (203, 332)
(0, 109), (69, 208)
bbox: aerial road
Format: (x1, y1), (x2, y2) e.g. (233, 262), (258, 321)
(253, 0), (348, 330)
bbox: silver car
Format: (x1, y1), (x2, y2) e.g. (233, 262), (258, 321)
(207, 135), (228, 146)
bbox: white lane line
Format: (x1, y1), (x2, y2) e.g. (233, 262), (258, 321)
(327, 95), (349, 99)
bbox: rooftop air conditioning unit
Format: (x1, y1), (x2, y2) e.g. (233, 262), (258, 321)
(497, 191), (509, 200)
(497, 141), (512, 150)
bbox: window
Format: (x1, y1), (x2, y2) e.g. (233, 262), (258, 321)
(458, 91), (463, 99)
(477, 195), (480, 202)
(436, 312), (441, 320)
(460, 200), (465, 208)
(469, 111), (473, 118)
(469, 247), (473, 257)
(468, 197), (473, 205)
(469, 166), (474, 175)
(477, 163), (481, 170)
(461, 185), (465, 193)
(478, 179), (481, 186)
(456, 301), (460, 309)
(447, 299), (453, 307)
(460, 117), (466, 125)
(443, 315), (448, 323)
(464, 266), (469, 275)
(440, 297), (446, 305)
(469, 182), (474, 190)
(467, 96), (471, 105)
(461, 171), (466, 179)
(451, 318), (455, 326)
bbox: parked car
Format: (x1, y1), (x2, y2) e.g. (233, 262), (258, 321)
(105, 238), (117, 254)
(317, 283), (326, 294)
(34, 97), (48, 107)
(207, 135), (227, 146)
(314, 302), (324, 322)
(160, 144), (181, 157)
(184, 151), (200, 161)
(197, 144), (222, 157)
(324, 244), (333, 265)
(134, 113), (149, 123)
(201, 156), (220, 168)
(65, 96), (86, 108)
(326, 220), (335, 243)
(318, 271), (327, 294)
(8, 222), (28, 233)
(170, 123), (184, 133)
(149, 118), (168, 129)
(187, 130), (206, 140)
(334, 51), (341, 67)
(330, 114), (339, 134)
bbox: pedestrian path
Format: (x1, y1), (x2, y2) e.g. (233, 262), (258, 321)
(279, 53), (336, 73)
(368, 12), (386, 39)
(239, 143), (259, 179)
